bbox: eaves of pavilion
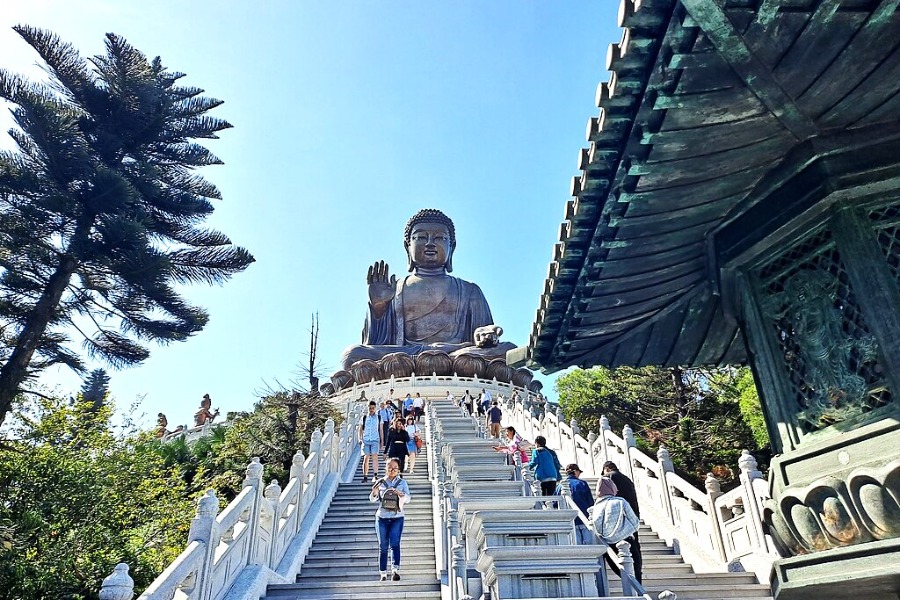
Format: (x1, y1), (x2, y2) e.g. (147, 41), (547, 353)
(519, 0), (900, 374)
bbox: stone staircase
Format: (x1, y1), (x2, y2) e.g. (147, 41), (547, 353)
(429, 400), (774, 600)
(604, 525), (772, 600)
(265, 465), (439, 600)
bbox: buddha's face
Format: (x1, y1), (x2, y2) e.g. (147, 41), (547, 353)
(407, 221), (451, 270)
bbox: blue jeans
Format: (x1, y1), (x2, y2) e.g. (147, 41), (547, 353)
(575, 523), (595, 545)
(377, 516), (404, 572)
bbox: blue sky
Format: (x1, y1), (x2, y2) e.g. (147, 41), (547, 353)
(0, 1), (620, 428)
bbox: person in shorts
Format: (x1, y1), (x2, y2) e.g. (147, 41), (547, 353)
(359, 401), (383, 483)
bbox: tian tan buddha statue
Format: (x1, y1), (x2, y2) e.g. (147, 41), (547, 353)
(339, 209), (516, 372)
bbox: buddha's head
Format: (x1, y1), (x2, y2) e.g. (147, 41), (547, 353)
(404, 209), (456, 272)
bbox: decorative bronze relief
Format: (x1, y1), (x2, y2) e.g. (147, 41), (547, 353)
(764, 269), (878, 428)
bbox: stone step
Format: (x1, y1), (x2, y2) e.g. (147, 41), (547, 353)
(309, 532), (435, 542)
(306, 541), (437, 552)
(266, 590), (441, 600)
(268, 579), (441, 596)
(637, 584), (773, 599)
(303, 554), (436, 566)
(298, 568), (437, 581)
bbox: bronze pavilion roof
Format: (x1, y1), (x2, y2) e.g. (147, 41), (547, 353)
(525, 0), (900, 373)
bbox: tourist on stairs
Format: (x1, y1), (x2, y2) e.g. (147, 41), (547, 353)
(370, 458), (411, 581)
(359, 401), (382, 483)
(404, 415), (421, 474)
(386, 417), (411, 474)
(528, 435), (562, 495)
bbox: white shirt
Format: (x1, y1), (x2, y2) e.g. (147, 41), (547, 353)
(412, 396), (424, 408)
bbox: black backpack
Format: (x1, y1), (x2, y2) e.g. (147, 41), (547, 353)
(381, 486), (400, 511)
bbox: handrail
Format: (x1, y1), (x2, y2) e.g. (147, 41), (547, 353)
(101, 404), (365, 600)
(500, 397), (778, 581)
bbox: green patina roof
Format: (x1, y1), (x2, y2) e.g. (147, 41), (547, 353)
(526, 0), (900, 373)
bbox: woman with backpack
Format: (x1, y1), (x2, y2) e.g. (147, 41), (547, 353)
(369, 458), (412, 581)
(528, 435), (562, 495)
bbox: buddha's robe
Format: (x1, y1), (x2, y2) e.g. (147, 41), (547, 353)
(340, 275), (512, 369)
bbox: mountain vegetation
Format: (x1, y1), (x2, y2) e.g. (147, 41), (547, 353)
(555, 365), (769, 485)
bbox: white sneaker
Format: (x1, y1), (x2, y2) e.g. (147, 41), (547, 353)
(379, 572), (387, 582)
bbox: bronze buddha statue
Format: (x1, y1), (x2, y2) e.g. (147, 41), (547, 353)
(339, 209), (515, 371)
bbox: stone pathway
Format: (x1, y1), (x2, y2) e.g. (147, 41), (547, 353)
(265, 463), (438, 600)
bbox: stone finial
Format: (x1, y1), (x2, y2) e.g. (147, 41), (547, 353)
(452, 542), (465, 566)
(704, 473), (721, 494)
(599, 415), (611, 431)
(559, 476), (572, 497)
(658, 591), (678, 600)
(265, 480), (282, 501)
(100, 563), (134, 600)
(657, 446), (674, 473)
(324, 418), (335, 435)
(738, 450), (761, 479)
(310, 430), (323, 453)
(556, 407), (565, 421)
(570, 417), (580, 436)
(197, 489), (219, 517)
(245, 457), (264, 480)
(588, 431), (598, 445)
(623, 424), (636, 447)
(291, 451), (306, 476)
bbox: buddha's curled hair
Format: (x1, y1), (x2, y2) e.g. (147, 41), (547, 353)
(404, 209), (456, 249)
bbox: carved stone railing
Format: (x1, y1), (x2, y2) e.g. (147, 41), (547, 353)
(160, 420), (232, 444)
(499, 396), (780, 582)
(100, 405), (363, 600)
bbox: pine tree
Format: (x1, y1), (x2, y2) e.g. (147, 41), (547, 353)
(0, 27), (254, 425)
(80, 368), (110, 412)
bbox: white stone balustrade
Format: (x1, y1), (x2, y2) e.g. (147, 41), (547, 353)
(102, 404), (364, 600)
(500, 398), (778, 582)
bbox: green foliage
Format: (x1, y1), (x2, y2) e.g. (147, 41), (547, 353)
(556, 366), (770, 485)
(735, 369), (769, 448)
(149, 391), (343, 501)
(0, 396), (194, 600)
(0, 26), (255, 426)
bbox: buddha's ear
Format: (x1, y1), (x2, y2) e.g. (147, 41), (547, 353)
(405, 241), (415, 272)
(446, 247), (454, 273)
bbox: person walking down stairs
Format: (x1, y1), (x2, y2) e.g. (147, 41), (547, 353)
(265, 461), (438, 600)
(370, 458), (411, 582)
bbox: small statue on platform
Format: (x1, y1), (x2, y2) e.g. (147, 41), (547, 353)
(340, 209), (515, 370)
(156, 413), (183, 438)
(194, 394), (219, 427)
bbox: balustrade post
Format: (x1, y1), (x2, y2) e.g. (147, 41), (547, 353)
(448, 509), (461, 600)
(263, 479), (282, 567)
(704, 473), (728, 562)
(616, 540), (636, 597)
(325, 419), (338, 473)
(309, 430), (323, 493)
(99, 563), (134, 600)
(586, 432), (598, 477)
(656, 447), (676, 524)
(243, 458), (266, 569)
(290, 450), (307, 522)
(738, 450), (768, 552)
(188, 490), (219, 600)
(452, 543), (467, 600)
(599, 416), (611, 468)
(570, 417), (580, 465)
(622, 425), (637, 483)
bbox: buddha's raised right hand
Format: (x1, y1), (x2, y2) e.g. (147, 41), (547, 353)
(367, 260), (396, 318)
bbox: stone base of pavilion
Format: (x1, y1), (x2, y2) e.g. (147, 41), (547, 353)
(771, 537), (900, 600)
